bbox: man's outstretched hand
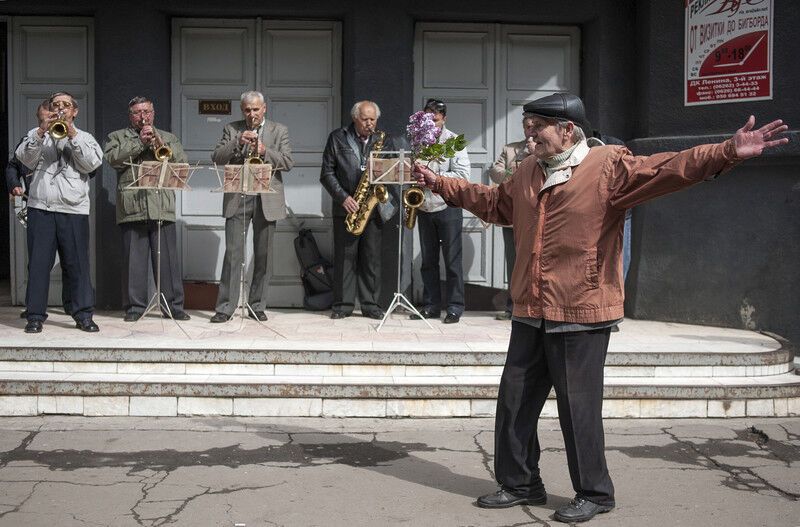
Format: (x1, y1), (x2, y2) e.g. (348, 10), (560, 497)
(413, 163), (438, 188)
(733, 116), (789, 159)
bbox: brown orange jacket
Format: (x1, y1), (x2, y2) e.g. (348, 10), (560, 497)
(434, 140), (740, 323)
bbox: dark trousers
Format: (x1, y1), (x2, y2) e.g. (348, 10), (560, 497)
(502, 226), (516, 312)
(332, 216), (381, 314)
(26, 208), (94, 322)
(216, 196), (276, 315)
(120, 221), (184, 315)
(494, 321), (615, 505)
(418, 206), (464, 315)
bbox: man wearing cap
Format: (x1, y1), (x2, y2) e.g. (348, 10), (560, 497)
(413, 93), (788, 523)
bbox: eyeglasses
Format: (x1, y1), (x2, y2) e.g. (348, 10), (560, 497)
(51, 101), (74, 110)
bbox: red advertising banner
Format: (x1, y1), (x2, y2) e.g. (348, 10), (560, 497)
(685, 0), (773, 105)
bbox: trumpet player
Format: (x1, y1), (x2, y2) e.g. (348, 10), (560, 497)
(411, 99), (470, 324)
(209, 91), (294, 323)
(15, 91), (103, 334)
(6, 101), (73, 319)
(103, 96), (190, 322)
(320, 100), (395, 320)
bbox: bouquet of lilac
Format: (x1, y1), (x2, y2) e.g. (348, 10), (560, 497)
(406, 111), (466, 164)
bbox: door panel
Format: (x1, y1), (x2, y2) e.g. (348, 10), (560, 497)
(9, 17), (95, 306)
(172, 18), (340, 307)
(414, 22), (579, 297)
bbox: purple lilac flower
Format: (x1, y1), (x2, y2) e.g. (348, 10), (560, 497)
(406, 111), (441, 150)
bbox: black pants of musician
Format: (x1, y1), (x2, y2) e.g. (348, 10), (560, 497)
(502, 226), (516, 313)
(216, 196), (276, 316)
(331, 217), (382, 315)
(120, 220), (185, 316)
(494, 321), (615, 506)
(25, 208), (94, 323)
(418, 206), (464, 316)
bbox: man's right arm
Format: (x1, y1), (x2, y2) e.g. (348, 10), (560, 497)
(489, 146), (511, 185)
(319, 132), (349, 206)
(103, 131), (146, 170)
(5, 157), (27, 195)
(15, 129), (45, 171)
(211, 124), (240, 165)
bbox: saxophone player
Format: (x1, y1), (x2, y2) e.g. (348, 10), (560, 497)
(320, 100), (394, 319)
(104, 96), (190, 321)
(209, 91), (294, 323)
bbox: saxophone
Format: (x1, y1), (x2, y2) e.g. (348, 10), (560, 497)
(345, 131), (388, 235)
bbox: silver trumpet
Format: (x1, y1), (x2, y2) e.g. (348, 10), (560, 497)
(17, 206), (28, 228)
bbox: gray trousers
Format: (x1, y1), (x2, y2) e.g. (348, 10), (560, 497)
(215, 195), (275, 315)
(120, 221), (184, 315)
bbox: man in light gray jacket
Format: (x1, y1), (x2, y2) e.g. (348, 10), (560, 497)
(411, 99), (470, 324)
(15, 91), (103, 333)
(209, 91), (294, 323)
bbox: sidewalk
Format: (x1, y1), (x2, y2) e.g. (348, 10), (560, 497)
(0, 416), (797, 526)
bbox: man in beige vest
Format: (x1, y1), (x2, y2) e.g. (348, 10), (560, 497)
(210, 91), (294, 322)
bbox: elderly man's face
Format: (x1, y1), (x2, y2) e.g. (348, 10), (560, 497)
(353, 104), (378, 138)
(522, 118), (536, 139)
(241, 99), (267, 129)
(50, 95), (78, 122)
(129, 102), (155, 131)
(529, 116), (573, 159)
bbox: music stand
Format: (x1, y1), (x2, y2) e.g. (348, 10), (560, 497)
(124, 158), (194, 337)
(212, 162), (285, 338)
(368, 150), (435, 332)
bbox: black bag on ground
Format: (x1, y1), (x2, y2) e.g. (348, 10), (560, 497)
(294, 228), (334, 310)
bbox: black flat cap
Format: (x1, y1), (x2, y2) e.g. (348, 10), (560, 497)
(523, 93), (590, 131)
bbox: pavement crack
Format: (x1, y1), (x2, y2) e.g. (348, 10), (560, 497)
(0, 481), (40, 519)
(472, 430), (495, 481)
(520, 505), (552, 526)
(662, 427), (799, 501)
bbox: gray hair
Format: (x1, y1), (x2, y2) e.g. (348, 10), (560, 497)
(128, 96), (153, 109)
(240, 91), (265, 105)
(351, 100), (381, 120)
(556, 121), (585, 142)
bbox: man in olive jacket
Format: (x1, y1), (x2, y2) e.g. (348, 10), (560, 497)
(104, 96), (190, 322)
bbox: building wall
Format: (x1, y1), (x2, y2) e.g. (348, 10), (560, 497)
(2, 1), (797, 344)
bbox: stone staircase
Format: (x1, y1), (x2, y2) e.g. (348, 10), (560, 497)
(0, 311), (797, 418)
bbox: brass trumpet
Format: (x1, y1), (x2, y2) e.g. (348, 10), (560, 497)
(151, 129), (172, 162)
(48, 110), (69, 140)
(244, 123), (263, 165)
(402, 185), (425, 229)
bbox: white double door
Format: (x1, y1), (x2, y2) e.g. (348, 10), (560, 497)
(413, 22), (580, 292)
(171, 18), (341, 307)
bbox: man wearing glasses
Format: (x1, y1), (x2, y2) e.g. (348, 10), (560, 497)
(15, 92), (103, 333)
(103, 96), (190, 322)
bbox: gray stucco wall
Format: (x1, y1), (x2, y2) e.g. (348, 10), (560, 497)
(2, 0), (797, 344)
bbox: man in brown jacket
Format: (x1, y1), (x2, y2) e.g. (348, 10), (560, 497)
(413, 93), (788, 523)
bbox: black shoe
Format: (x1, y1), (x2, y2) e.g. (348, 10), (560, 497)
(169, 311), (191, 321)
(124, 312), (142, 322)
(19, 310), (28, 319)
(409, 308), (440, 320)
(443, 312), (461, 324)
(477, 488), (547, 509)
(494, 311), (512, 321)
(610, 324), (620, 332)
(75, 318), (99, 333)
(330, 311), (351, 319)
(363, 309), (385, 320)
(210, 312), (230, 323)
(554, 497), (614, 523)
(24, 320), (43, 333)
(248, 310), (267, 321)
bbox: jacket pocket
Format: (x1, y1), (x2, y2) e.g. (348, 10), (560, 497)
(58, 172), (88, 206)
(585, 249), (600, 289)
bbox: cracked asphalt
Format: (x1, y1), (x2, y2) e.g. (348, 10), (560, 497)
(0, 417), (798, 526)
